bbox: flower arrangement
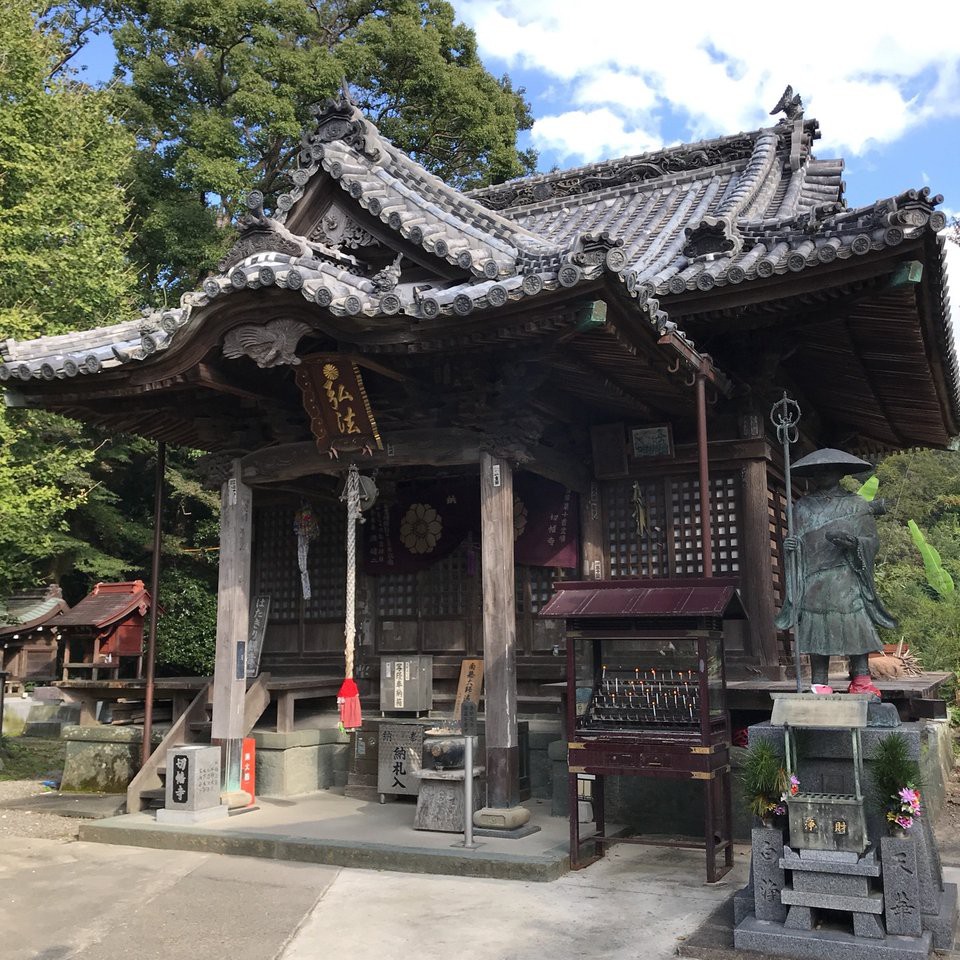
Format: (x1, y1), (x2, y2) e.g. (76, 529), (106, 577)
(741, 740), (789, 822)
(872, 732), (923, 834)
(886, 785), (922, 832)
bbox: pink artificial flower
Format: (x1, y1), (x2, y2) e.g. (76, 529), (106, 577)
(789, 775), (800, 796)
(896, 815), (914, 830)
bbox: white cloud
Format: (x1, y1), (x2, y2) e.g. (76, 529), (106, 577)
(457, 0), (960, 163)
(531, 109), (661, 164)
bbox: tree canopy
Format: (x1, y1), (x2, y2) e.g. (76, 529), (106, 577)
(97, 0), (536, 300)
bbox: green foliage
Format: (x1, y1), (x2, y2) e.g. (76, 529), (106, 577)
(857, 475), (879, 501)
(908, 520), (955, 599)
(0, 0), (136, 340)
(867, 449), (960, 675)
(0, 736), (66, 782)
(740, 740), (788, 818)
(870, 733), (922, 812)
(92, 0), (536, 299)
(153, 565), (219, 675)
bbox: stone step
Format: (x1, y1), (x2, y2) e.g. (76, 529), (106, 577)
(780, 851), (881, 876)
(780, 885), (884, 914)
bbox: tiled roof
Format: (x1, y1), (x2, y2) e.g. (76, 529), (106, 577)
(0, 585), (67, 637)
(0, 97), (950, 399)
(56, 580), (150, 629)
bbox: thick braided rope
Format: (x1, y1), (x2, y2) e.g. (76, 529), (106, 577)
(344, 464), (360, 679)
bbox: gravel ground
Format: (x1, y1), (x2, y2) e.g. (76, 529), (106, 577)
(0, 781), (79, 841)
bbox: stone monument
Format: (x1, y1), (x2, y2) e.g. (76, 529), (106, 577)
(156, 744), (229, 824)
(734, 695), (957, 959)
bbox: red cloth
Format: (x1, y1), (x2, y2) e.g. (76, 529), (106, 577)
(338, 678), (363, 730)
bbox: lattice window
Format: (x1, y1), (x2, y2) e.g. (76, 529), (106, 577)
(768, 482), (788, 609)
(254, 506), (302, 623)
(378, 572), (418, 617)
(671, 474), (740, 575)
(606, 472), (740, 578)
(303, 504), (346, 620)
(419, 543), (470, 617)
(516, 564), (563, 614)
(377, 542), (474, 618)
(712, 474), (740, 575)
(605, 479), (669, 578)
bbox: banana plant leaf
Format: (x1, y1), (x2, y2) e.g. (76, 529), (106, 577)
(908, 519), (955, 599)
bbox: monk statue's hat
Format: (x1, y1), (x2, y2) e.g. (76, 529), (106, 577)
(791, 448), (873, 476)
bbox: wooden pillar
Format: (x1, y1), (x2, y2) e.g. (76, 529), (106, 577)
(696, 374), (714, 577)
(740, 457), (779, 667)
(480, 451), (520, 809)
(212, 460), (252, 786)
(579, 481), (606, 581)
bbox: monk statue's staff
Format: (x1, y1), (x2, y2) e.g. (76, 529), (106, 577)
(770, 392), (802, 692)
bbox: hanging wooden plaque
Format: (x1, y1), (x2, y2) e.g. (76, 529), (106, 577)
(296, 355), (383, 457)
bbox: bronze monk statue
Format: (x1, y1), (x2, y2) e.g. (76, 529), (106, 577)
(775, 449), (896, 697)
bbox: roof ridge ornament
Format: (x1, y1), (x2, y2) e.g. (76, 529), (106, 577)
(770, 84), (804, 122)
(682, 216), (742, 260)
(305, 84), (381, 162)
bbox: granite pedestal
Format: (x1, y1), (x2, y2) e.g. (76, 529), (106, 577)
(734, 721), (958, 960)
(412, 766), (484, 832)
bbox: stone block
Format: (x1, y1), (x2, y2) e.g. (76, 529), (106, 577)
(413, 768), (483, 832)
(156, 803), (229, 825)
(733, 885), (754, 925)
(734, 915), (932, 960)
(753, 827), (788, 922)
(59, 724), (161, 793)
(880, 836), (923, 936)
(550, 760), (569, 817)
(915, 817), (942, 909)
(527, 748), (552, 800)
(793, 872), (871, 897)
(921, 882), (958, 951)
(781, 849), (880, 877)
(784, 905), (815, 930)
(852, 913), (885, 939)
(163, 745), (220, 812)
(780, 886), (884, 914)
(474, 804), (530, 830)
(799, 848), (859, 863)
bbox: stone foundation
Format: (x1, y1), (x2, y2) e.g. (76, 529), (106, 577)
(252, 728), (350, 797)
(60, 724), (162, 793)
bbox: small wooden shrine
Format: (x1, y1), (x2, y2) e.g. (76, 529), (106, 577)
(0, 86), (955, 819)
(0, 585), (68, 685)
(57, 581), (152, 679)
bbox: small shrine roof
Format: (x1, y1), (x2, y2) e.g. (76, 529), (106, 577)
(0, 585), (68, 639)
(56, 580), (151, 629)
(539, 578), (746, 620)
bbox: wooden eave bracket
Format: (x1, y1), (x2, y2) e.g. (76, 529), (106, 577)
(657, 331), (733, 398)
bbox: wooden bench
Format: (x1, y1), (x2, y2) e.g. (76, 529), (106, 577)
(267, 677), (343, 733)
(54, 675), (343, 732)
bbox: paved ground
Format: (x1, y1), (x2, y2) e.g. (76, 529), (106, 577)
(0, 829), (750, 960)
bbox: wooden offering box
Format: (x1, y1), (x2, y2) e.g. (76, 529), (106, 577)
(540, 578), (744, 883)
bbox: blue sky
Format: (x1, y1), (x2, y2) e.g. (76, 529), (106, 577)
(74, 1), (960, 294)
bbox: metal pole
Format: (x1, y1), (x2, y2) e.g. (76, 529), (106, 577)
(141, 440), (166, 767)
(0, 671), (6, 745)
(695, 374), (714, 578)
(770, 394), (802, 693)
(463, 733), (475, 847)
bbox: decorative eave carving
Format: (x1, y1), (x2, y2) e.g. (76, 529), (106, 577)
(218, 191), (311, 272)
(567, 231), (628, 272)
(770, 84), (804, 122)
(682, 217), (743, 260)
(303, 86), (381, 163)
(222, 319), (312, 368)
(476, 136), (757, 211)
(310, 207), (379, 251)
